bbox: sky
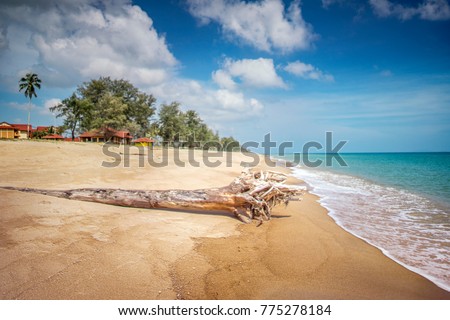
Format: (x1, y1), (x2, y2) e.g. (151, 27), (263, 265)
(0, 0), (449, 152)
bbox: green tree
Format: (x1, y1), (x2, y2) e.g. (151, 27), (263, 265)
(184, 110), (202, 148)
(91, 93), (128, 130)
(78, 77), (156, 135)
(195, 124), (219, 150)
(50, 94), (91, 141)
(77, 77), (109, 105)
(127, 91), (157, 136)
(158, 102), (186, 146)
(124, 121), (141, 138)
(19, 73), (41, 139)
(148, 122), (160, 139)
(220, 136), (240, 152)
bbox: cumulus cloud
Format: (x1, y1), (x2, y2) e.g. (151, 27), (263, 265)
(187, 0), (316, 53)
(0, 0), (266, 131)
(152, 58), (271, 123)
(212, 69), (237, 91)
(42, 98), (62, 115)
(369, 0), (450, 21)
(151, 79), (264, 122)
(284, 61), (334, 82)
(0, 0), (177, 89)
(213, 58), (286, 89)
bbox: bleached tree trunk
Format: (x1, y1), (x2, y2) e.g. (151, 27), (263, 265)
(1, 170), (303, 225)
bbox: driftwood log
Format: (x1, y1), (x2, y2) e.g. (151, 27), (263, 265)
(1, 169), (304, 225)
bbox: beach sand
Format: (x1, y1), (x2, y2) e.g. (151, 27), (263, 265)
(0, 140), (448, 299)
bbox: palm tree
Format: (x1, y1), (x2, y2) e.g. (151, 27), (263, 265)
(19, 73), (42, 139)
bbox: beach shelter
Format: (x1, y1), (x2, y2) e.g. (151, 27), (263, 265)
(133, 137), (154, 147)
(42, 134), (64, 141)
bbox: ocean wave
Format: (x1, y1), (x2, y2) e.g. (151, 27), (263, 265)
(291, 166), (450, 292)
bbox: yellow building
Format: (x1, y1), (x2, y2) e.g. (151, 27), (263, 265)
(0, 122), (17, 139)
(133, 137), (154, 147)
(0, 122), (33, 139)
(0, 122), (34, 139)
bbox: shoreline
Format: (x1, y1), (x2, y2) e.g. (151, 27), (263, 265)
(288, 162), (450, 294)
(0, 140), (448, 299)
(312, 189), (450, 293)
(299, 162), (449, 295)
(171, 170), (450, 299)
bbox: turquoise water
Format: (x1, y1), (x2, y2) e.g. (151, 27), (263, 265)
(275, 152), (450, 291)
(301, 153), (450, 206)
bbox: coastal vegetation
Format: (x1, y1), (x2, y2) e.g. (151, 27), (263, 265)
(50, 76), (240, 149)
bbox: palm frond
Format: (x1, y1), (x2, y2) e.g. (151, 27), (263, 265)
(18, 72), (42, 100)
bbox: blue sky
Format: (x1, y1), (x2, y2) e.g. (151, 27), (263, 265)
(0, 0), (449, 152)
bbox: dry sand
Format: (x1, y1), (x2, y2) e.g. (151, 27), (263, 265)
(0, 140), (448, 299)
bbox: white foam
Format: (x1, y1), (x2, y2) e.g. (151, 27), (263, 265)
(291, 166), (450, 292)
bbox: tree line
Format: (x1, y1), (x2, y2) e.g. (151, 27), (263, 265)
(50, 77), (240, 150)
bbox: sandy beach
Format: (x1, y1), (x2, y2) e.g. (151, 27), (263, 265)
(0, 140), (448, 299)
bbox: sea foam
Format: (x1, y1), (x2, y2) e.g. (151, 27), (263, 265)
(291, 165), (450, 292)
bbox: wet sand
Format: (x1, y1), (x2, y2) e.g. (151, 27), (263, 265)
(0, 140), (448, 299)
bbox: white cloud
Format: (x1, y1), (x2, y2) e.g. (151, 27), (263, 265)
(211, 69), (237, 91)
(419, 0), (450, 20)
(284, 61), (334, 82)
(187, 0), (316, 53)
(0, 0), (177, 89)
(42, 98), (61, 115)
(152, 58), (271, 124)
(150, 79), (264, 122)
(369, 0), (450, 21)
(213, 58), (286, 89)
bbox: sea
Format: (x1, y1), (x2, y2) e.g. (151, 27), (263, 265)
(274, 152), (450, 292)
